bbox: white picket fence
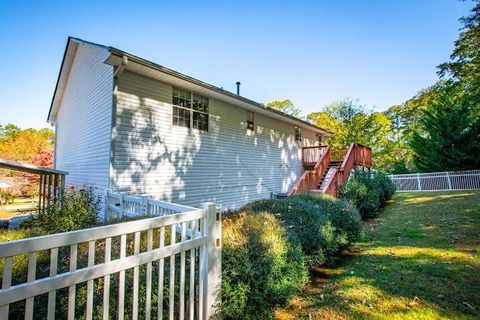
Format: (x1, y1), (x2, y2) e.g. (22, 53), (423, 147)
(105, 190), (198, 219)
(0, 193), (221, 320)
(389, 170), (480, 192)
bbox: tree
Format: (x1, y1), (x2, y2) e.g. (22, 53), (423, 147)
(307, 111), (345, 149)
(307, 99), (396, 172)
(266, 99), (303, 118)
(307, 99), (367, 149)
(410, 85), (480, 172)
(438, 0), (480, 100)
(0, 123), (21, 139)
(383, 81), (449, 173)
(0, 123), (55, 197)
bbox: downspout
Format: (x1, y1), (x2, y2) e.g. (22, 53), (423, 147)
(114, 55), (128, 78)
(109, 55), (128, 200)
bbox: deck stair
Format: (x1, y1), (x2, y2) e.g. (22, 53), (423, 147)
(318, 161), (342, 190)
(289, 143), (372, 197)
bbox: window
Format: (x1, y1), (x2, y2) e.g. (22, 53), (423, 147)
(295, 126), (302, 141)
(246, 111), (254, 131)
(172, 88), (209, 131)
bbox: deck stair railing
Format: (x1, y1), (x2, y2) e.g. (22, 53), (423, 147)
(322, 143), (372, 197)
(290, 143), (372, 197)
(289, 146), (331, 195)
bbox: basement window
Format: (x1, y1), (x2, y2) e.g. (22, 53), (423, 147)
(172, 88), (209, 131)
(295, 126), (302, 141)
(246, 111), (254, 131)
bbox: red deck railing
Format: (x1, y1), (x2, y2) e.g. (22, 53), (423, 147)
(322, 143), (372, 197)
(290, 143), (372, 197)
(302, 145), (328, 168)
(289, 146), (331, 196)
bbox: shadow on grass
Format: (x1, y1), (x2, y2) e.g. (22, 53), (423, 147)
(301, 246), (480, 319)
(277, 191), (480, 320)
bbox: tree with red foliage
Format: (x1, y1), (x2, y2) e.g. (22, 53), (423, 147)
(0, 124), (54, 197)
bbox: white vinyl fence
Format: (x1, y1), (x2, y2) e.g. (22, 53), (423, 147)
(0, 193), (221, 320)
(389, 170), (480, 192)
(105, 190), (198, 219)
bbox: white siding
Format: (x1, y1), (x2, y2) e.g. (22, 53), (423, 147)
(54, 44), (113, 194)
(112, 71), (318, 210)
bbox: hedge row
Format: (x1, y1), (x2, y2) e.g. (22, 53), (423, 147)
(220, 193), (362, 319)
(339, 171), (396, 219)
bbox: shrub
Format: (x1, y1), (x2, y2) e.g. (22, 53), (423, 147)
(220, 195), (362, 318)
(374, 173), (396, 204)
(294, 193), (362, 246)
(340, 171), (395, 219)
(0, 190), (17, 205)
(220, 212), (308, 320)
(23, 188), (99, 233)
(243, 195), (362, 266)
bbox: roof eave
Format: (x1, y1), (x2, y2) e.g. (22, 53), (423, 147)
(47, 37), (109, 124)
(106, 48), (332, 136)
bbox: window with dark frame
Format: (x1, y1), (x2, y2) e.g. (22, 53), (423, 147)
(172, 88), (209, 131)
(246, 111), (254, 131)
(295, 126), (302, 141)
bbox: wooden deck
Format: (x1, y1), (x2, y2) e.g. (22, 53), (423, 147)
(290, 143), (372, 197)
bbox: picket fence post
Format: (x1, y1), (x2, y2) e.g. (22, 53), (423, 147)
(119, 194), (125, 218)
(202, 202), (221, 319)
(446, 172), (453, 190)
(140, 196), (148, 215)
(416, 173), (422, 191)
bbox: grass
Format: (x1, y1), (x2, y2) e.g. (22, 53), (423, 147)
(275, 190), (480, 320)
(0, 198), (36, 219)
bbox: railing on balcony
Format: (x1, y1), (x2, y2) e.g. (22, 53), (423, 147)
(290, 146), (331, 195)
(302, 145), (328, 168)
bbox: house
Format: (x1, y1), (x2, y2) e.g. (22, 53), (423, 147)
(0, 180), (13, 191)
(48, 37), (369, 215)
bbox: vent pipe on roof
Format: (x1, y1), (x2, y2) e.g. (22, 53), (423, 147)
(236, 81), (241, 95)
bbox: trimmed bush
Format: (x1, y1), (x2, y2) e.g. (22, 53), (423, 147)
(220, 211), (308, 320)
(243, 195), (361, 266)
(220, 195), (362, 318)
(294, 193), (362, 246)
(340, 171), (395, 219)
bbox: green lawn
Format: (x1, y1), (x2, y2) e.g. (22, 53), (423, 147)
(276, 190), (480, 320)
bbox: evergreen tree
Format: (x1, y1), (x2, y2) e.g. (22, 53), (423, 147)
(438, 0), (480, 99)
(410, 85), (480, 172)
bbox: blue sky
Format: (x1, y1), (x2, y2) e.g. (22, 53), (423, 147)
(0, 0), (471, 129)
